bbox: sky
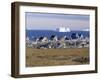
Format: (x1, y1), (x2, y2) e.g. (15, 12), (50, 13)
(25, 12), (90, 31)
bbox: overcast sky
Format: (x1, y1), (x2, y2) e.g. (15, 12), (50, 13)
(25, 12), (90, 31)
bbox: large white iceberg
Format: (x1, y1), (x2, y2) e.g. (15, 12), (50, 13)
(57, 27), (71, 32)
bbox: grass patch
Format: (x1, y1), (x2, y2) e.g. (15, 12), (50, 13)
(26, 48), (89, 67)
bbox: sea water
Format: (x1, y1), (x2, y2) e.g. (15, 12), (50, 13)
(26, 30), (89, 40)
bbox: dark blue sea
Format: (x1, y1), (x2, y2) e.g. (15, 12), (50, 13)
(26, 30), (89, 40)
